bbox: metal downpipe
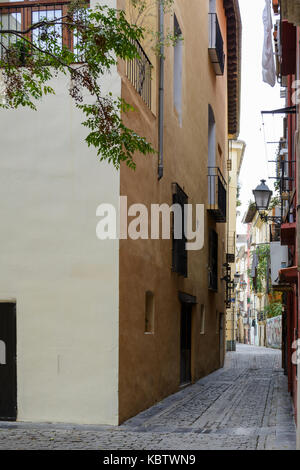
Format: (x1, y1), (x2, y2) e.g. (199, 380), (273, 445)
(158, 0), (164, 180)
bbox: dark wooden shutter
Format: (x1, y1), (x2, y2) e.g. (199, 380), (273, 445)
(172, 184), (188, 277)
(209, 229), (218, 291)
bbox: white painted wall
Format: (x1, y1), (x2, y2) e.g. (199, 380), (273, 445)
(0, 0), (121, 424)
(270, 241), (288, 285)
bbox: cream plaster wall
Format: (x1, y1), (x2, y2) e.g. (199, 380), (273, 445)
(226, 141), (245, 346)
(0, 0), (120, 424)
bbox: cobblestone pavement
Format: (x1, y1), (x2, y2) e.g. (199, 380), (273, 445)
(0, 344), (296, 450)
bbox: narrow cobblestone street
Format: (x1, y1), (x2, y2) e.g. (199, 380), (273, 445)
(0, 345), (296, 450)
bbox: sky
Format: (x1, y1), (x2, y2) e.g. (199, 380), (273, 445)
(237, 0), (284, 233)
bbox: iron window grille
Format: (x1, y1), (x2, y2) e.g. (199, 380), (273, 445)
(207, 166), (227, 223)
(0, 0), (89, 62)
(208, 12), (225, 76)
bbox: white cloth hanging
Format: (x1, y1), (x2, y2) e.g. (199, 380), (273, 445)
(262, 0), (276, 87)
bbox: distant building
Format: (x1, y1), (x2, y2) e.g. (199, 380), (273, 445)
(225, 140), (245, 351)
(242, 205), (272, 347)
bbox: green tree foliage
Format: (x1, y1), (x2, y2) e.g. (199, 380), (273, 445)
(256, 245), (270, 293)
(236, 183), (241, 207)
(0, 1), (158, 169)
(129, 0), (179, 56)
(249, 244), (283, 318)
(250, 244), (270, 294)
(264, 301), (282, 319)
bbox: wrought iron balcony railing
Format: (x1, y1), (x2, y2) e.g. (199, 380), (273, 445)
(0, 1), (88, 61)
(208, 167), (227, 223)
(208, 13), (225, 76)
(126, 39), (152, 109)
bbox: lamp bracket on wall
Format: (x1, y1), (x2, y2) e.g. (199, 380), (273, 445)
(258, 213), (282, 224)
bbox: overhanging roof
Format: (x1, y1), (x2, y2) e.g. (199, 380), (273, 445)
(244, 205), (257, 224)
(279, 266), (298, 284)
(224, 0), (242, 138)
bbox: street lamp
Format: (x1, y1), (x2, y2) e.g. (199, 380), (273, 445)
(234, 272), (241, 286)
(252, 179), (282, 224)
(252, 180), (272, 212)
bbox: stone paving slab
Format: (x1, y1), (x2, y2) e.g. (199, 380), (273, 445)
(0, 344), (296, 450)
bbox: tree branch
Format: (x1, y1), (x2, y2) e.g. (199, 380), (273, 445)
(0, 15), (70, 36)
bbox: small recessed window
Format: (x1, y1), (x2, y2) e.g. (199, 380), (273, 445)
(145, 291), (155, 334)
(200, 305), (205, 334)
(209, 0), (216, 13)
(218, 144), (223, 158)
(173, 14), (183, 125)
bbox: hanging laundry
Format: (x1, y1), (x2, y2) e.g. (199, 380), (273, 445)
(262, 0), (276, 87)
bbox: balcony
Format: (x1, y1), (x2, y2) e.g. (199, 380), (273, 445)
(207, 167), (227, 223)
(279, 266), (298, 284)
(280, 222), (296, 246)
(281, 21), (296, 77)
(270, 223), (281, 242)
(126, 39), (152, 109)
(208, 13), (225, 76)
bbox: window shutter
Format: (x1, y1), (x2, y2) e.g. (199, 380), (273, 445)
(209, 229), (218, 291)
(172, 184), (188, 277)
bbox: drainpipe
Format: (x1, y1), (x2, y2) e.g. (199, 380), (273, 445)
(295, 117), (300, 448)
(158, 1), (164, 180)
(296, 104), (300, 447)
(296, 27), (300, 453)
(297, 139), (300, 450)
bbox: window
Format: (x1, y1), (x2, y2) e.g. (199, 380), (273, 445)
(200, 305), (205, 334)
(218, 144), (223, 159)
(172, 183), (188, 277)
(0, 1), (89, 61)
(208, 109), (227, 223)
(208, 105), (216, 168)
(145, 291), (155, 333)
(208, 0), (225, 75)
(173, 14), (183, 125)
(209, 0), (216, 13)
(208, 229), (218, 291)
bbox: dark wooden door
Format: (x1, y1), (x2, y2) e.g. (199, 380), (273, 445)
(282, 309), (288, 375)
(219, 313), (224, 366)
(0, 303), (17, 421)
(180, 304), (192, 385)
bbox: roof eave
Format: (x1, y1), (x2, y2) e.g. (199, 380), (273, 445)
(224, 0), (242, 139)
